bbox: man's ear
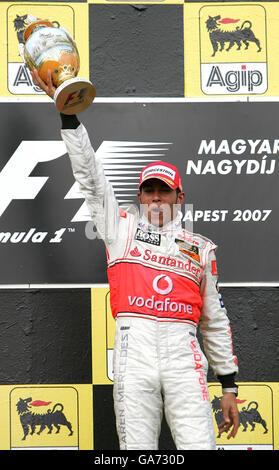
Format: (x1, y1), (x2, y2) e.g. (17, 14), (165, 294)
(177, 191), (185, 204)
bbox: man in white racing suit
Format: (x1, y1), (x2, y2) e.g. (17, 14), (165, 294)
(32, 70), (239, 450)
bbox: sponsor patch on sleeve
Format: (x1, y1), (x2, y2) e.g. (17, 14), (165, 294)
(175, 239), (200, 263)
(211, 260), (218, 276)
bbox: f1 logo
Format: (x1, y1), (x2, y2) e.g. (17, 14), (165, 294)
(0, 141), (66, 218)
(0, 139), (168, 222)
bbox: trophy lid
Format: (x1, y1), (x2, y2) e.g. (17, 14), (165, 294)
(24, 19), (54, 42)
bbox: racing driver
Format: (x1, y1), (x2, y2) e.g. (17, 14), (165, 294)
(32, 69), (239, 450)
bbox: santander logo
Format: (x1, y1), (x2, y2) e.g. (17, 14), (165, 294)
(152, 274), (173, 295)
(129, 246), (201, 279)
(130, 247), (141, 257)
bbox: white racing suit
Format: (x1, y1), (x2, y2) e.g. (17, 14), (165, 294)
(61, 121), (238, 450)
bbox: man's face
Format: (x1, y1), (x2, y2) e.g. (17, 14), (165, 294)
(137, 179), (185, 227)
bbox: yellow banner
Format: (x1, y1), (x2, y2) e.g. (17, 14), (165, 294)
(92, 287), (115, 385)
(0, 2), (89, 98)
(0, 384), (93, 450)
(209, 383), (279, 450)
(184, 2), (279, 97)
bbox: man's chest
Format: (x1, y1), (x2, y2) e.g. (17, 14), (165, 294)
(111, 217), (204, 284)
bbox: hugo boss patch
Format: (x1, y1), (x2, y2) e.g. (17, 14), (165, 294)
(135, 228), (161, 246)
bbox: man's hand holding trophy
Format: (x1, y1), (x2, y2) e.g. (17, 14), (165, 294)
(18, 14), (96, 113)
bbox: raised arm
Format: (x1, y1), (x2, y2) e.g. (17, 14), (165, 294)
(31, 69), (120, 244)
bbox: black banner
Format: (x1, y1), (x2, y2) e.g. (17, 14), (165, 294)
(0, 101), (278, 283)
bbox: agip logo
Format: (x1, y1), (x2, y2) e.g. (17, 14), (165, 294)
(7, 4), (75, 95)
(209, 384), (274, 450)
(10, 386), (79, 450)
(199, 4), (267, 95)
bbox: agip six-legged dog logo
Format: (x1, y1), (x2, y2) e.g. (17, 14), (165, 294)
(16, 397), (73, 441)
(211, 396), (268, 438)
(205, 15), (261, 57)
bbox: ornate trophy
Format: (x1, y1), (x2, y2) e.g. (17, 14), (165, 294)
(19, 15), (95, 114)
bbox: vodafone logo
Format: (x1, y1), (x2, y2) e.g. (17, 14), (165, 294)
(128, 273), (193, 316)
(152, 275), (173, 295)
